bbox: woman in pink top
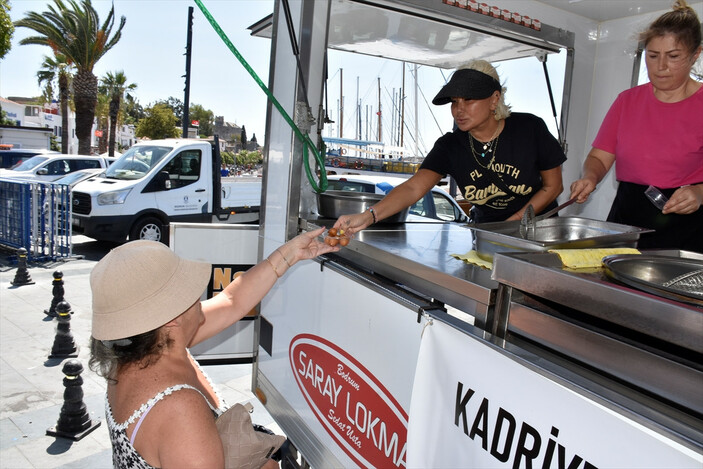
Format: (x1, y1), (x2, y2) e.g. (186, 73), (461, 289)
(570, 0), (702, 251)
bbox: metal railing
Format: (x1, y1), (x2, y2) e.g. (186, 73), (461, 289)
(0, 179), (72, 261)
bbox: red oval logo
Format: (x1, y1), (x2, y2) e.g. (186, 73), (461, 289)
(290, 334), (408, 468)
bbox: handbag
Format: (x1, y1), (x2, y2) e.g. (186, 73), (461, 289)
(215, 403), (286, 469)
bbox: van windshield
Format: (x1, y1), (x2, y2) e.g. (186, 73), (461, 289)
(11, 156), (48, 171)
(105, 146), (172, 180)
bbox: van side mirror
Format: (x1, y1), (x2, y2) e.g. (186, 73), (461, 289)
(36, 168), (48, 175)
(143, 171), (171, 193)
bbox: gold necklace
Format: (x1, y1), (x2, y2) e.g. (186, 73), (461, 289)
(469, 132), (499, 169)
(469, 121), (501, 157)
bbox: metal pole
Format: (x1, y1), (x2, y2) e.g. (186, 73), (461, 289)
(182, 6), (194, 138)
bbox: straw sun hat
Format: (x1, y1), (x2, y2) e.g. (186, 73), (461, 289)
(91, 240), (211, 341)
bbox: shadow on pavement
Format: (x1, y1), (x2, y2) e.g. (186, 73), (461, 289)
(0, 236), (119, 270)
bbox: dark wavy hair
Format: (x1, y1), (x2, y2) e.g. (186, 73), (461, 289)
(640, 0), (702, 54)
(89, 328), (174, 383)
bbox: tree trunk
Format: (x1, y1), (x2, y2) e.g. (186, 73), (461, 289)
(73, 70), (98, 155)
(108, 96), (119, 157)
(59, 74), (69, 154)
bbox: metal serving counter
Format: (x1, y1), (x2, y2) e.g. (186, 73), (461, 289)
(301, 218), (497, 325)
(490, 249), (703, 444)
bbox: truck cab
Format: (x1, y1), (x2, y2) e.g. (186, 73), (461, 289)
(72, 138), (260, 243)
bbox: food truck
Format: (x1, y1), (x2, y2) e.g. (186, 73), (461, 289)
(173, 0), (702, 466)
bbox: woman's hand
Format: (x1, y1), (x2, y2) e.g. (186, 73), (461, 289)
(663, 185), (703, 215)
(569, 177), (598, 203)
(570, 148), (615, 203)
(279, 226), (340, 265)
(333, 211), (374, 237)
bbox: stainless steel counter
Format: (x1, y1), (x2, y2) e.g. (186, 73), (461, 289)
(301, 218), (497, 324)
(490, 249), (703, 424)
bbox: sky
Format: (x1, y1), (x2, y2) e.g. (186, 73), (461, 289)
(2, 0), (565, 155)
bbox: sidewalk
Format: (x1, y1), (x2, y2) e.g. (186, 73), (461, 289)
(0, 237), (278, 468)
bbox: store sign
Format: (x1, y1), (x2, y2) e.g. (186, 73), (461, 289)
(191, 120), (200, 126)
(94, 130), (103, 137)
(290, 334), (407, 468)
(406, 320), (703, 468)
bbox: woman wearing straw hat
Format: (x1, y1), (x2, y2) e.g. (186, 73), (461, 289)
(89, 227), (338, 469)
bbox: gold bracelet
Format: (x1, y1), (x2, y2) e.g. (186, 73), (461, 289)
(278, 249), (292, 268)
(265, 257), (281, 278)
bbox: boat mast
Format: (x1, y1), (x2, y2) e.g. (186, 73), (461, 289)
(339, 68), (343, 138)
(377, 77), (382, 143)
(400, 62), (406, 152)
(414, 64), (419, 158)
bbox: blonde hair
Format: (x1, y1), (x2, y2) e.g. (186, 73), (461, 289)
(640, 0), (702, 54)
(459, 60), (512, 120)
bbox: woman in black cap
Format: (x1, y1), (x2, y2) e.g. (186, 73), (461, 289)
(333, 59), (565, 231)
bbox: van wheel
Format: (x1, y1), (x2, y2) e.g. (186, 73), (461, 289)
(130, 217), (167, 244)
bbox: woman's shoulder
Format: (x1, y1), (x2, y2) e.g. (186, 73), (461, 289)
(504, 112), (549, 131)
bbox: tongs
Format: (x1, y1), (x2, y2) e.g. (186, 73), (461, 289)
(519, 197), (576, 239)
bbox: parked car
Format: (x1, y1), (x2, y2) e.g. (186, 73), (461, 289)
(0, 148), (59, 169)
(0, 154), (114, 182)
(325, 174), (469, 223)
(51, 168), (105, 188)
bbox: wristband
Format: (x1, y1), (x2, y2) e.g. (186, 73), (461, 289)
(368, 207), (377, 224)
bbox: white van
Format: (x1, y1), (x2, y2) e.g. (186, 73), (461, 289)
(0, 154), (113, 182)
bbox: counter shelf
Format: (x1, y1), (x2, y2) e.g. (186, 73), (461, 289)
(489, 249), (703, 446)
(301, 218), (497, 327)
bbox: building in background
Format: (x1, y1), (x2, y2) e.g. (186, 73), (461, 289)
(1, 96), (136, 154)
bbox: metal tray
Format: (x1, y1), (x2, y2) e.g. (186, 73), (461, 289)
(316, 190), (409, 223)
(602, 255), (703, 306)
(471, 216), (652, 260)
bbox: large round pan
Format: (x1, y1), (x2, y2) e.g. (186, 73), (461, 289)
(602, 254), (703, 306)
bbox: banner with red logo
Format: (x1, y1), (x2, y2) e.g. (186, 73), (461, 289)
(406, 320), (702, 468)
(290, 334), (407, 468)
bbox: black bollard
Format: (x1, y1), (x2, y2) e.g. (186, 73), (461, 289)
(44, 271), (65, 318)
(11, 248), (35, 286)
(48, 301), (78, 359)
(46, 359), (101, 441)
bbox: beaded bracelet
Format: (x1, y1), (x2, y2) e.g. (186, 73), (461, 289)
(265, 257), (281, 278)
(368, 206), (377, 224)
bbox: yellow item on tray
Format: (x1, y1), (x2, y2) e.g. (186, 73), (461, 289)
(548, 248), (640, 269)
(451, 250), (493, 270)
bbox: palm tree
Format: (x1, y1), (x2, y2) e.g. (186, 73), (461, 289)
(37, 53), (74, 154)
(95, 92), (110, 154)
(15, 0), (126, 155)
(100, 71), (136, 156)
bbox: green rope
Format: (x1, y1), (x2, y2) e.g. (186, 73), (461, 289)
(194, 0), (328, 193)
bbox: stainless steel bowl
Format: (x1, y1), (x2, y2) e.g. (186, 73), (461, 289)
(471, 217), (653, 260)
(316, 190), (409, 223)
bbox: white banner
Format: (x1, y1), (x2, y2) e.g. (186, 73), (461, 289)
(407, 320), (702, 468)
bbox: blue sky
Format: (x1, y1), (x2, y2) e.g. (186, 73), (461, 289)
(2, 0), (564, 154)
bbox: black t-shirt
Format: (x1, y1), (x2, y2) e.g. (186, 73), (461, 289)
(420, 112), (566, 222)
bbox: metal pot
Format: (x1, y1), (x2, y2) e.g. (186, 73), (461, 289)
(316, 190), (409, 223)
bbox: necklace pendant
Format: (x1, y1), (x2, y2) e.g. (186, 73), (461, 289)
(481, 152), (486, 158)
(482, 144), (488, 151)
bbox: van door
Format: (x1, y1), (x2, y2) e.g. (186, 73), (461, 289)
(154, 148), (208, 221)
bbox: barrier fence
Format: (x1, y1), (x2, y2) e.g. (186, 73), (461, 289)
(0, 179), (72, 261)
